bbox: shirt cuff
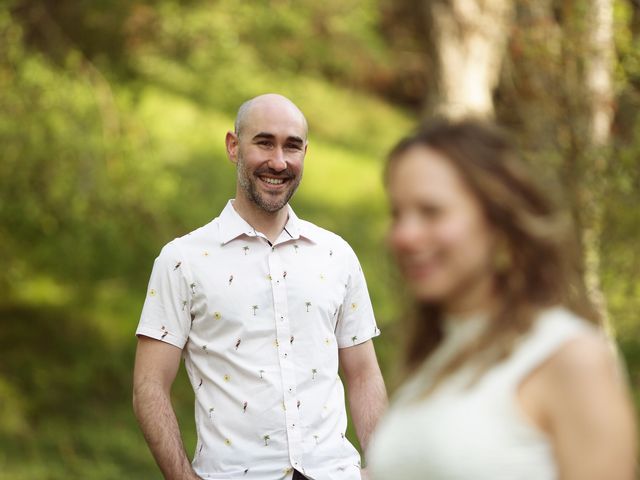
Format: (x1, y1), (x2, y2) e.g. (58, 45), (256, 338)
(136, 324), (187, 349)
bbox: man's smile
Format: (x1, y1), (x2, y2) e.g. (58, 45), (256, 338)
(260, 176), (286, 185)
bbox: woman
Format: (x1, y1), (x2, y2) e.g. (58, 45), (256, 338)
(367, 119), (637, 479)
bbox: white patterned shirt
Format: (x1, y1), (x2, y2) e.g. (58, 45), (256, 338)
(137, 200), (380, 480)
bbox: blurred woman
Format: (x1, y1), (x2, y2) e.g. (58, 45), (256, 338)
(367, 119), (637, 480)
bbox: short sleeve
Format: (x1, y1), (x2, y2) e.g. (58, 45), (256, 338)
(136, 242), (192, 349)
(335, 243), (380, 348)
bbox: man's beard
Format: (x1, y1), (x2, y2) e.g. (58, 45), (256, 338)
(237, 156), (301, 213)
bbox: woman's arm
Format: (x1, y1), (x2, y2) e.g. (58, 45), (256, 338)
(524, 334), (637, 480)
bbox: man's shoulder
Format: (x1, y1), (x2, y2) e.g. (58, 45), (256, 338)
(298, 218), (356, 255)
(158, 218), (219, 257)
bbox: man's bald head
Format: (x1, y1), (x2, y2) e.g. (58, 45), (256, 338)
(234, 94), (308, 140)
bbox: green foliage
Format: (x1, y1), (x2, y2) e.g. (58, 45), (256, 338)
(1, 0), (640, 477)
(0, 1), (412, 476)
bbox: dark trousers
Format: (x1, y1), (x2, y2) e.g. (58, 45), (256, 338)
(293, 470), (308, 480)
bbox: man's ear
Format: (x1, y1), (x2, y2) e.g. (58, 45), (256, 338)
(225, 131), (239, 164)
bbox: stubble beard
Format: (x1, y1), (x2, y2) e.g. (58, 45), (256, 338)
(237, 155), (301, 213)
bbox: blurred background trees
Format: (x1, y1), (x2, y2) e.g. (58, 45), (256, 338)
(1, 0), (639, 477)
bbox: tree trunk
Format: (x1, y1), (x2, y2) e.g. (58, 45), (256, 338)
(581, 0), (615, 335)
(425, 0), (514, 118)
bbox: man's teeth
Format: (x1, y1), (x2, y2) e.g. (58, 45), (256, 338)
(262, 177), (285, 185)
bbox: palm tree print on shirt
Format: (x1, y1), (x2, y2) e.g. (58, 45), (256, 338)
(263, 435), (270, 446)
(314, 435), (319, 445)
(208, 407), (214, 420)
(312, 368), (317, 380)
(229, 275), (234, 285)
(243, 401), (248, 413)
(235, 339), (241, 350)
(351, 336), (358, 344)
(259, 369), (265, 379)
(190, 283), (196, 295)
(305, 302), (311, 312)
(252, 305), (259, 316)
(174, 262), (181, 270)
(293, 244), (299, 254)
(160, 326), (168, 339)
(243, 246), (249, 255)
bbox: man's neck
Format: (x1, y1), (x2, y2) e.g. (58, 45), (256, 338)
(231, 197), (289, 244)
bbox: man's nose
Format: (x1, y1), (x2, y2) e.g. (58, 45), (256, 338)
(268, 148), (287, 172)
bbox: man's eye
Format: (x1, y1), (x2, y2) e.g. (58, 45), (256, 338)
(285, 144), (302, 150)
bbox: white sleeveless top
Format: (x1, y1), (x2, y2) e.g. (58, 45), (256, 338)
(367, 307), (597, 480)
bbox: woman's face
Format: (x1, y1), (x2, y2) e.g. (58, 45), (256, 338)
(387, 145), (497, 310)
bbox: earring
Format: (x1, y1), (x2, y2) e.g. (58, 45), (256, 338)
(493, 244), (511, 273)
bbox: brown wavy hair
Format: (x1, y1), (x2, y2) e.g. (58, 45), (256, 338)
(385, 118), (598, 394)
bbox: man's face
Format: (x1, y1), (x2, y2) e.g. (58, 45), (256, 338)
(229, 101), (307, 213)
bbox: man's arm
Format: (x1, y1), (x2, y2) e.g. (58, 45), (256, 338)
(133, 336), (201, 480)
(339, 339), (387, 453)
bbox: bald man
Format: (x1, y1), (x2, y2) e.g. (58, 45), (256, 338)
(133, 94), (387, 480)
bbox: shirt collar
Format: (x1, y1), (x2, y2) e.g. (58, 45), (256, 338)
(218, 200), (317, 245)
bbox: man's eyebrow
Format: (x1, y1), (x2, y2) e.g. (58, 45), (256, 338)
(251, 132), (305, 145)
(252, 132), (275, 141)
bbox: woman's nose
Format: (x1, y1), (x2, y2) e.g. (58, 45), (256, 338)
(389, 217), (425, 253)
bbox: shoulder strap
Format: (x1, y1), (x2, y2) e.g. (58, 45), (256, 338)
(499, 307), (596, 389)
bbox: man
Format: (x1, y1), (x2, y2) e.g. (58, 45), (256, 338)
(133, 93), (387, 480)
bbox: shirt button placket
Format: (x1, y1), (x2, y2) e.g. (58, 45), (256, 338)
(268, 246), (302, 470)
